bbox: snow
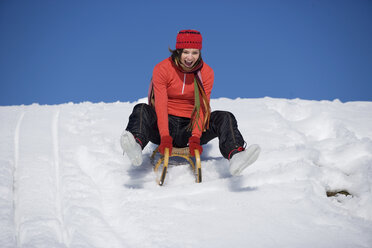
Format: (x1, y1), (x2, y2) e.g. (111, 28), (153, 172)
(1, 97), (372, 248)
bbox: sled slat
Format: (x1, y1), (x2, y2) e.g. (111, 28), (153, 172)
(195, 149), (202, 183)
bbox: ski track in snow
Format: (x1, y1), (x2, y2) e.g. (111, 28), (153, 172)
(1, 98), (372, 248)
(52, 109), (67, 246)
(14, 111), (25, 247)
(15, 107), (67, 247)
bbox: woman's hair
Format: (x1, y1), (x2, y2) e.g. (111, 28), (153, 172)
(169, 48), (202, 70)
(169, 47), (181, 62)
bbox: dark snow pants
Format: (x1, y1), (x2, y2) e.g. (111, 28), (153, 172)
(125, 103), (245, 159)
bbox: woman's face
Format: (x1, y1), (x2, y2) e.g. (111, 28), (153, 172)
(180, 49), (200, 68)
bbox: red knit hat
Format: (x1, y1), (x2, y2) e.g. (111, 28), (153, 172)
(176, 30), (202, 50)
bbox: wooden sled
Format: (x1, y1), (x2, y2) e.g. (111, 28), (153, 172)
(151, 147), (202, 186)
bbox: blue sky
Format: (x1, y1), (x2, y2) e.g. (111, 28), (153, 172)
(1, 0), (372, 106)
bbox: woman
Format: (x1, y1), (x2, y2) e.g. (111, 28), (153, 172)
(121, 30), (260, 175)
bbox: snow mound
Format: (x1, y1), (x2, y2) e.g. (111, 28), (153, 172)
(1, 97), (372, 248)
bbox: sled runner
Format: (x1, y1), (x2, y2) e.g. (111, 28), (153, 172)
(151, 147), (202, 186)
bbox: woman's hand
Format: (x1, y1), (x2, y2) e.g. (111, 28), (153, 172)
(159, 135), (173, 155)
(188, 136), (203, 157)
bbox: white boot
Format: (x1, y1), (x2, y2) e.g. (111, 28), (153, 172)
(229, 144), (261, 176)
(120, 131), (143, 166)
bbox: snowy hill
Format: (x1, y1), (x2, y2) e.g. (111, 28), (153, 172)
(1, 97), (372, 248)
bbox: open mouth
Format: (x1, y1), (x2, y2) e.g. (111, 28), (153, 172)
(184, 60), (194, 67)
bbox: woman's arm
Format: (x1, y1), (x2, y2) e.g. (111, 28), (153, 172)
(152, 64), (170, 137)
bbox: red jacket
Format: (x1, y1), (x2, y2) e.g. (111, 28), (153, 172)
(152, 57), (214, 138)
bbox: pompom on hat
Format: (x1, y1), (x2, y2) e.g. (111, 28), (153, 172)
(176, 29), (202, 50)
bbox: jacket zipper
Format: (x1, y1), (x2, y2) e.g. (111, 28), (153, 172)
(182, 73), (186, 94)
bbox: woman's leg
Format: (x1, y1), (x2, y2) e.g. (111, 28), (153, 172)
(200, 111), (245, 159)
(125, 103), (160, 149)
(125, 104), (194, 149)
